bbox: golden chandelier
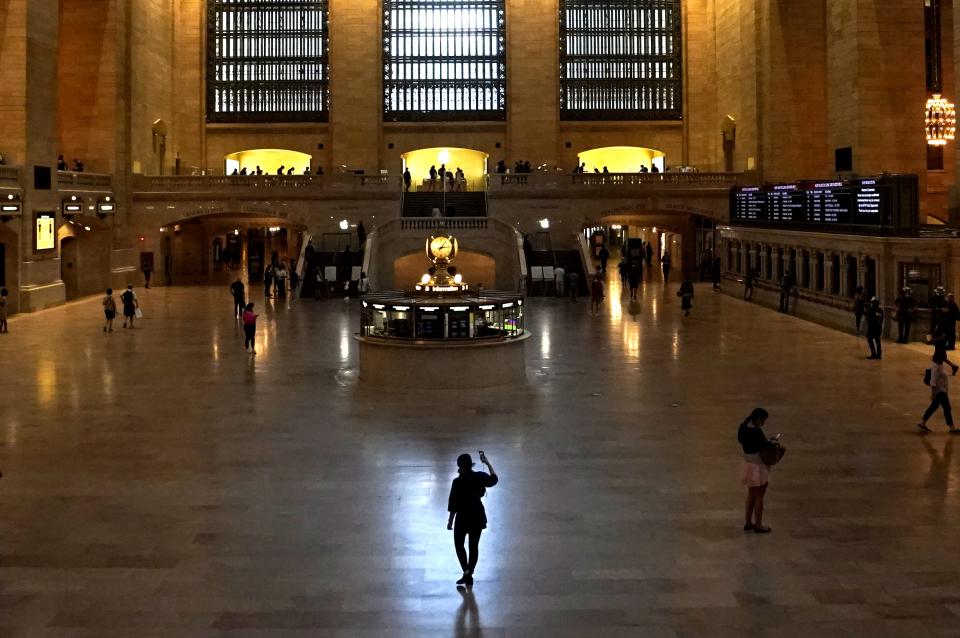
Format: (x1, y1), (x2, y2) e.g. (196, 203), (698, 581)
(926, 93), (956, 146)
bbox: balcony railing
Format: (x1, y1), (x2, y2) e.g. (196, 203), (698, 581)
(57, 171), (112, 190)
(399, 217), (489, 231)
(134, 173), (403, 194)
(489, 171), (741, 190)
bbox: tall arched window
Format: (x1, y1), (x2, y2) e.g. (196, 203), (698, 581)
(560, 0), (682, 120)
(383, 0), (507, 121)
(207, 0), (329, 122)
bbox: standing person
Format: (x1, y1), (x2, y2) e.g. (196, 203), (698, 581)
(274, 262), (288, 297)
(242, 302), (258, 354)
(738, 408), (773, 534)
(645, 241), (653, 267)
(598, 245), (610, 275)
(554, 265), (566, 297)
(930, 286), (947, 337)
(894, 287), (917, 343)
(590, 274), (604, 316)
(403, 167), (412, 192)
(918, 350), (959, 433)
(618, 259), (628, 287)
(0, 287), (8, 333)
(264, 263), (274, 298)
(853, 286), (866, 335)
(568, 271), (579, 302)
(230, 278), (245, 317)
(661, 252), (672, 282)
(744, 268), (756, 302)
(446, 451), (498, 587)
(102, 288), (116, 333)
(865, 297), (884, 360)
(143, 265), (152, 289)
(290, 268), (300, 296)
(627, 263), (641, 302)
(778, 270), (794, 313)
(711, 257), (722, 289)
(120, 285), (138, 329)
(944, 293), (960, 350)
(678, 277), (694, 316)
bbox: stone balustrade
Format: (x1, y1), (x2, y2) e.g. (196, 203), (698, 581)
(132, 173), (401, 197)
(488, 171), (741, 191)
(56, 171), (112, 190)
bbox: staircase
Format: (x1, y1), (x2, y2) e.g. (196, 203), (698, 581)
(528, 250), (589, 296)
(401, 192), (487, 218)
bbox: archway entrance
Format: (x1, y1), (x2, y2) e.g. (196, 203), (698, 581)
(224, 149), (314, 175)
(578, 146), (666, 173)
(401, 147), (488, 191)
(160, 214), (307, 287)
(583, 213), (704, 282)
(58, 217), (111, 300)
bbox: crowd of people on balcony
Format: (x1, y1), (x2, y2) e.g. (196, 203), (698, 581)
(57, 155), (84, 172)
(420, 164), (467, 192)
(229, 165), (324, 177)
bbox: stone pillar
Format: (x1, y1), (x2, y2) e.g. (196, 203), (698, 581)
(760, 244), (769, 280)
(749, 243), (757, 272)
(824, 251), (834, 295)
(839, 252), (850, 298)
(731, 241), (739, 274)
(857, 254), (867, 290)
(771, 246), (781, 282)
(794, 248), (805, 287)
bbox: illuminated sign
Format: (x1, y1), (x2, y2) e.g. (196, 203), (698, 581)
(35, 212), (55, 250)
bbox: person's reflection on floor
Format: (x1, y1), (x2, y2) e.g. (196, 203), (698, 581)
(454, 586), (482, 638)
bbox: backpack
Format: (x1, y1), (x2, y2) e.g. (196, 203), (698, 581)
(121, 290), (133, 305)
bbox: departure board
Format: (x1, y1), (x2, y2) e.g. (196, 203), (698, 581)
(729, 175), (918, 237)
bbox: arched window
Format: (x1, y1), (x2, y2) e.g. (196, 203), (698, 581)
(383, 0), (506, 121)
(207, 0), (329, 122)
(560, 0), (682, 120)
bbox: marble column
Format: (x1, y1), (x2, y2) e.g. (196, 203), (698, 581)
(824, 251), (834, 295)
(809, 251), (819, 292)
(839, 252), (849, 297)
(795, 249), (805, 287)
(760, 245), (769, 280)
(771, 246), (781, 282)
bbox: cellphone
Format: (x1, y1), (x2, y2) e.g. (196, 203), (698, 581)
(479, 450), (486, 459)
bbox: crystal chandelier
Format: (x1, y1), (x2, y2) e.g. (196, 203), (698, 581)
(926, 93), (956, 146)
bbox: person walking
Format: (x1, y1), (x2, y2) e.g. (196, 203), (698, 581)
(778, 270), (794, 313)
(230, 278), (245, 317)
(568, 271), (579, 302)
(242, 302), (258, 354)
(264, 263), (274, 298)
(102, 288), (116, 333)
(0, 287), (8, 333)
(618, 260), (628, 287)
(865, 297), (884, 359)
(744, 268), (756, 302)
(590, 274), (604, 316)
(120, 285), (138, 329)
(598, 245), (610, 275)
(711, 257), (722, 289)
(446, 451), (498, 587)
(554, 265), (566, 297)
(275, 263), (288, 297)
(918, 350), (960, 433)
(143, 266), (151, 289)
(678, 277), (694, 316)
(894, 287), (917, 343)
(661, 252), (672, 282)
(945, 293), (960, 350)
(738, 408), (773, 533)
(853, 286), (866, 335)
(645, 241), (653, 266)
(628, 263), (641, 302)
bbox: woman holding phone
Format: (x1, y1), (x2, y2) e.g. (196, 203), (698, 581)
(447, 451), (498, 587)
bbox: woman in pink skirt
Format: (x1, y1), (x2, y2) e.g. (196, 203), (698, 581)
(738, 408), (772, 533)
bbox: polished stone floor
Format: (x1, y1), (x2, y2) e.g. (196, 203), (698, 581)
(1, 272), (960, 637)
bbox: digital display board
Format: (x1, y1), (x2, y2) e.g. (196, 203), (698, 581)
(729, 175), (918, 237)
(35, 212), (56, 250)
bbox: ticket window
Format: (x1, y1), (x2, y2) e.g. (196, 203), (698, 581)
(501, 304), (522, 335)
(477, 306), (504, 337)
(416, 307), (444, 339)
(447, 308), (472, 339)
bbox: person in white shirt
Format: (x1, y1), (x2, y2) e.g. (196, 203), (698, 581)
(554, 265), (566, 297)
(918, 350), (960, 433)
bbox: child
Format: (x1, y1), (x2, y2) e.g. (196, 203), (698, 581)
(102, 288), (116, 332)
(590, 275), (604, 316)
(242, 302), (258, 354)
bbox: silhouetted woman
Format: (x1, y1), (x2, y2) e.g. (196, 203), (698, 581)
(738, 408), (772, 533)
(447, 452), (498, 587)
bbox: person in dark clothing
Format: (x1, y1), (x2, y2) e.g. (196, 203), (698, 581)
(661, 252), (672, 282)
(865, 297), (884, 359)
(618, 260), (628, 287)
(894, 287), (917, 343)
(744, 268), (756, 302)
(930, 287), (946, 336)
(711, 257), (722, 289)
(678, 277), (694, 316)
(598, 245), (610, 275)
(403, 168), (412, 191)
(495, 160), (506, 174)
(627, 263), (641, 302)
(945, 293), (960, 350)
(264, 263), (275, 298)
(778, 271), (794, 313)
(738, 408), (773, 534)
(447, 452), (498, 587)
(57, 155), (67, 171)
(230, 278), (245, 317)
(853, 286), (866, 335)
(645, 242), (653, 266)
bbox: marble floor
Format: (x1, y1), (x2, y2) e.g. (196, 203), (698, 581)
(1, 273), (960, 638)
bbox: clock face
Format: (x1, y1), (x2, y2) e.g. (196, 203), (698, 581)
(429, 235), (455, 260)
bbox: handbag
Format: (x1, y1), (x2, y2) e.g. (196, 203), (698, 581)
(134, 307), (143, 319)
(760, 440), (786, 467)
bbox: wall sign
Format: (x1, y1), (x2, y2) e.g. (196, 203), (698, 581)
(35, 212), (55, 250)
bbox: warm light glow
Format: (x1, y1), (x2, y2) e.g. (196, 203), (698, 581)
(437, 149), (450, 164)
(224, 148), (313, 174)
(927, 94), (956, 146)
(578, 146), (666, 172)
(421, 274), (431, 284)
(401, 147), (488, 190)
(339, 219), (349, 231)
(539, 218), (550, 230)
(453, 273), (463, 284)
